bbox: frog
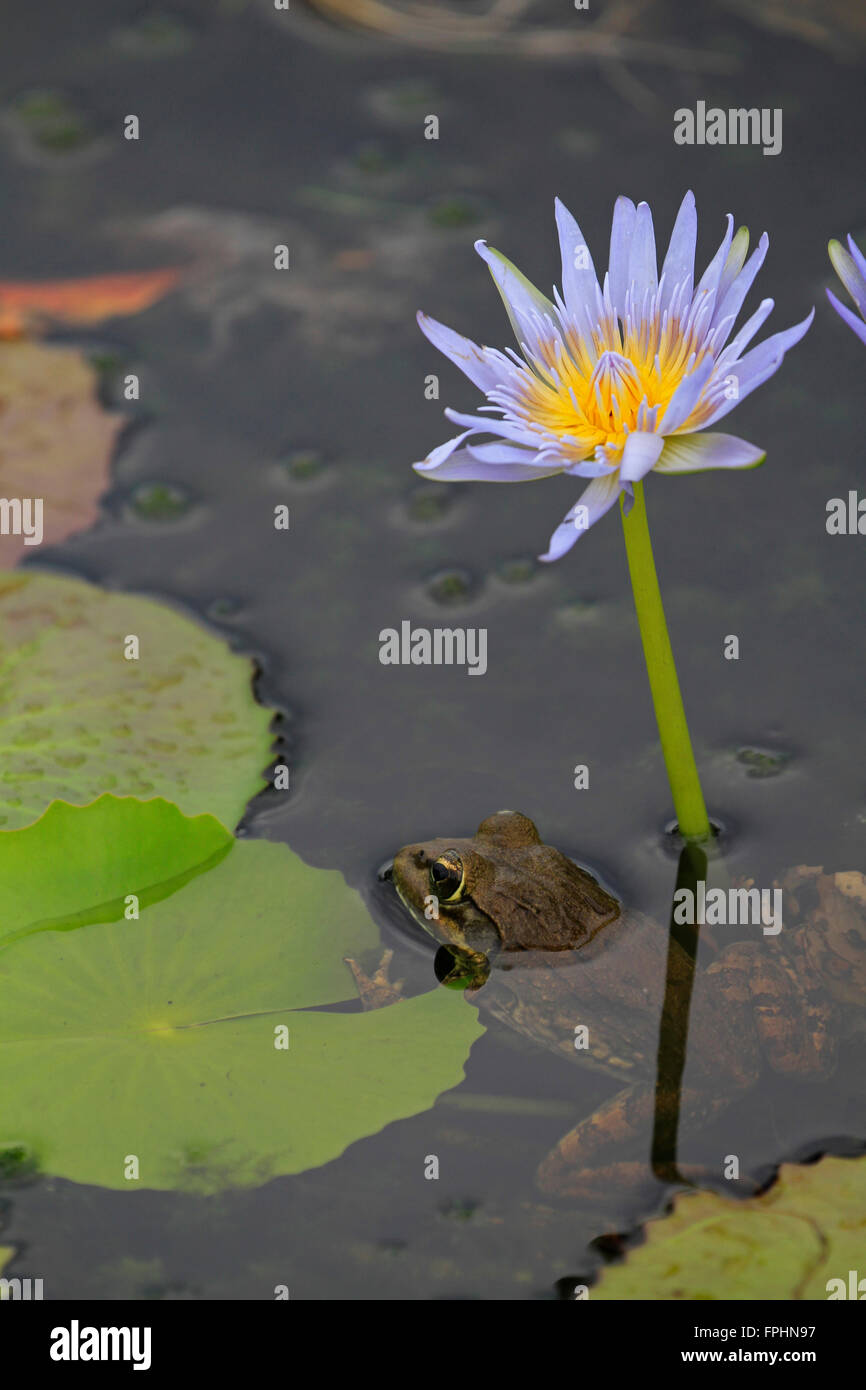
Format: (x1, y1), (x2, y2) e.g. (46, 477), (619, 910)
(347, 810), (866, 1198)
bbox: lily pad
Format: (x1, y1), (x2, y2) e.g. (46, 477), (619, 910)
(0, 341), (123, 566)
(0, 571), (273, 830)
(0, 797), (483, 1192)
(0, 795), (231, 951)
(593, 1155), (866, 1300)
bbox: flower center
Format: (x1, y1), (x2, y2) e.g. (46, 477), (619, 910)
(502, 311), (712, 464)
(586, 351), (645, 433)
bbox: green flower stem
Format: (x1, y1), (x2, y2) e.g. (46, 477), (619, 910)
(620, 482), (711, 843)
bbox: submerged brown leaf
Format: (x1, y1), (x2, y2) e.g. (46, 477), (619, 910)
(302, 0), (733, 70)
(0, 341), (123, 566)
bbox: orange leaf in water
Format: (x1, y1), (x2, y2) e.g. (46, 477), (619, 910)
(0, 266), (182, 338)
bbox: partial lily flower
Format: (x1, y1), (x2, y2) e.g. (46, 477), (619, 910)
(415, 192), (813, 561)
(827, 234), (866, 346)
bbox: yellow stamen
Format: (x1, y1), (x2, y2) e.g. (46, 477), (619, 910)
(512, 307), (713, 462)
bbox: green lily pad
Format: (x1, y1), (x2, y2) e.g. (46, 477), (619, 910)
(0, 571), (273, 830)
(0, 795), (232, 951)
(0, 798), (482, 1192)
(593, 1155), (866, 1300)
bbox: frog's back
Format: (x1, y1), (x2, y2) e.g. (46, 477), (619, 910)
(470, 908), (671, 1076)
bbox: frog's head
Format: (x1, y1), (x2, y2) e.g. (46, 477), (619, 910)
(392, 810), (620, 959)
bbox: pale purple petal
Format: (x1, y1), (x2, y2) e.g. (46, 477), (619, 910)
(414, 448), (565, 483)
(712, 233), (768, 331)
(656, 433), (765, 474)
(847, 234), (866, 285)
(465, 441), (547, 465)
(608, 196), (637, 319)
(715, 297), (775, 366)
(826, 288), (866, 345)
(659, 190), (697, 314)
(563, 456), (620, 478)
(618, 430), (665, 483)
(695, 213), (734, 300)
(417, 312), (510, 394)
(628, 201), (658, 301)
(538, 474), (623, 562)
(418, 427), (479, 470)
(554, 196), (600, 341)
(444, 406), (543, 448)
(660, 355), (716, 433)
(700, 309), (815, 427)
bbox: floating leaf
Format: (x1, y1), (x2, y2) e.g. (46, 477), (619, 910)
(0, 796), (231, 951)
(0, 798), (483, 1192)
(593, 1155), (866, 1300)
(0, 342), (123, 566)
(0, 571), (272, 830)
(0, 267), (182, 338)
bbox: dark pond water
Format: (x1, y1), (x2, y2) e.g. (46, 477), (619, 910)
(2, 0), (865, 1298)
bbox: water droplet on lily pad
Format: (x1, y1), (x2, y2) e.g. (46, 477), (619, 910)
(10, 88), (96, 154)
(367, 78), (439, 122)
(355, 142), (393, 175)
(496, 556), (538, 585)
(406, 485), (454, 524)
(425, 567), (477, 605)
(428, 196), (481, 230)
(439, 1198), (481, 1222)
(555, 598), (601, 627)
(275, 449), (327, 483)
(735, 746), (790, 779)
(128, 482), (193, 522)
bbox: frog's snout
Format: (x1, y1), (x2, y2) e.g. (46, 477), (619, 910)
(392, 844), (426, 896)
(392, 843), (453, 942)
(392, 844), (429, 885)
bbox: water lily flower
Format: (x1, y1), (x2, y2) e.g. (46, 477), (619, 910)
(412, 193), (815, 841)
(415, 191), (813, 562)
(827, 234), (866, 345)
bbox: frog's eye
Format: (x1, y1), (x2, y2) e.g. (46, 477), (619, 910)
(429, 850), (466, 903)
